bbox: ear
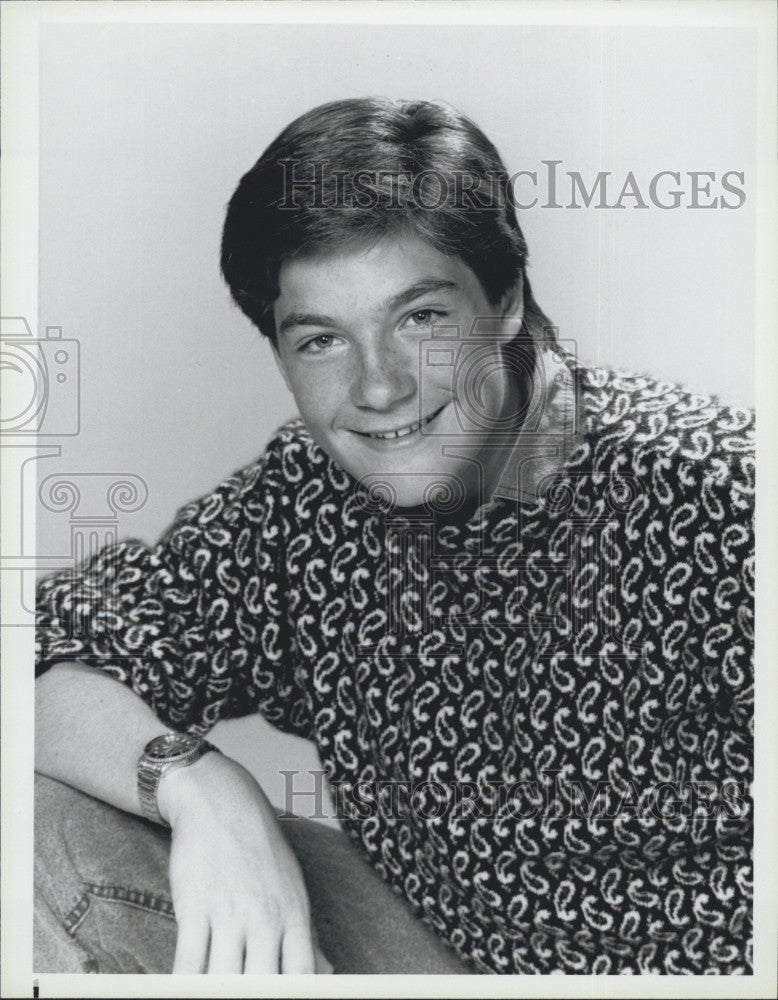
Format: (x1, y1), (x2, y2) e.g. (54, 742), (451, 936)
(270, 340), (293, 393)
(497, 273), (525, 343)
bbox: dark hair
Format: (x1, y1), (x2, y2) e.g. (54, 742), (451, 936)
(221, 97), (549, 341)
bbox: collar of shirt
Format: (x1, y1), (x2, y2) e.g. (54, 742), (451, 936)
(492, 324), (583, 507)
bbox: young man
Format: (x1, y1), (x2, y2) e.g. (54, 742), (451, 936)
(35, 98), (753, 975)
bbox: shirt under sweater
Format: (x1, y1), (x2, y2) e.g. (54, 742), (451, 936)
(36, 345), (754, 974)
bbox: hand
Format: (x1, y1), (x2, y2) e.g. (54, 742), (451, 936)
(158, 751), (333, 974)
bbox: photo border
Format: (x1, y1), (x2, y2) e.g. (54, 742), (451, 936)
(2, 1), (776, 997)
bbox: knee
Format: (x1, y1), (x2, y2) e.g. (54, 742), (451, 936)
(35, 775), (87, 876)
(35, 773), (87, 842)
(35, 774), (172, 900)
(34, 776), (177, 974)
(34, 775), (95, 941)
(35, 775), (109, 880)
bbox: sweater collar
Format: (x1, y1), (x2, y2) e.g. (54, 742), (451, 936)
(492, 324), (582, 507)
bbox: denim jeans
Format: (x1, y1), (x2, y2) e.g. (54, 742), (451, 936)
(34, 774), (473, 974)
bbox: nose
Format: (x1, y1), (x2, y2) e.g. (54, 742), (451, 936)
(350, 337), (417, 412)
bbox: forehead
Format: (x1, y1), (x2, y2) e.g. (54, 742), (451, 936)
(274, 234), (484, 322)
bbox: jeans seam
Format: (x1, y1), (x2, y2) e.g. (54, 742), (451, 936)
(63, 892), (92, 937)
(80, 882), (176, 921)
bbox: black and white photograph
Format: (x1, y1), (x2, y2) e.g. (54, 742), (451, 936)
(1, 1), (776, 996)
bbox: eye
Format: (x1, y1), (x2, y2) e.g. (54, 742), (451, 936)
(299, 334), (338, 354)
(403, 309), (444, 329)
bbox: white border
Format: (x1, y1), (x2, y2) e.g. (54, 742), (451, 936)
(2, 1), (776, 998)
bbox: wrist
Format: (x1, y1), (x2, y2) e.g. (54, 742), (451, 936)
(137, 732), (223, 827)
(157, 748), (238, 827)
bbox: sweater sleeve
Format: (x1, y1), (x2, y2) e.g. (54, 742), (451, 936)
(35, 440), (312, 739)
(655, 419), (755, 786)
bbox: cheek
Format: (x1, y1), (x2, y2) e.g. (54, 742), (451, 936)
(285, 368), (341, 427)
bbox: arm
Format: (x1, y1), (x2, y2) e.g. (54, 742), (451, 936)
(36, 661), (174, 814)
(36, 661), (332, 974)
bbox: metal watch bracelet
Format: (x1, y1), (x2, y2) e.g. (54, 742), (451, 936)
(137, 733), (221, 827)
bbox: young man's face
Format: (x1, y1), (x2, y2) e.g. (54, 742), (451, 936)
(272, 234), (524, 509)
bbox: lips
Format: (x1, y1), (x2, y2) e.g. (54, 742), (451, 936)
(354, 404), (447, 440)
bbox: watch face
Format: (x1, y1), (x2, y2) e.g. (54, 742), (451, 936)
(144, 733), (200, 762)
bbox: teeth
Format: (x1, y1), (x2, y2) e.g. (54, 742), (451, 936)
(367, 408), (439, 440)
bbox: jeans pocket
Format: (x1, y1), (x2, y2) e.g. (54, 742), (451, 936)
(66, 882), (176, 973)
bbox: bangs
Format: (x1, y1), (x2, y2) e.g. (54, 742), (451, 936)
(222, 98), (535, 341)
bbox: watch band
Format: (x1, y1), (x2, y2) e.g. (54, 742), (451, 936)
(137, 733), (220, 827)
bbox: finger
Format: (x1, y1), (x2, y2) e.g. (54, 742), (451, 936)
(172, 914), (210, 973)
(207, 924), (246, 974)
(243, 930), (282, 974)
(315, 944), (334, 974)
(280, 925), (317, 974)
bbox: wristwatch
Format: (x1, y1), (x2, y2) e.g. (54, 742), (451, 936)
(137, 732), (220, 827)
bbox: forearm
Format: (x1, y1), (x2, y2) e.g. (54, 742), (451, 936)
(35, 661), (177, 818)
(35, 661), (274, 827)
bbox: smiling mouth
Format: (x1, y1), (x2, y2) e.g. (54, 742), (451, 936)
(355, 404), (447, 440)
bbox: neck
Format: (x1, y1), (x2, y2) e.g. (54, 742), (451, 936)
(478, 334), (536, 503)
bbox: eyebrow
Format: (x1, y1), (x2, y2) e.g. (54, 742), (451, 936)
(277, 277), (459, 337)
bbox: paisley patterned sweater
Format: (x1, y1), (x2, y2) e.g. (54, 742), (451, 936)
(36, 358), (754, 975)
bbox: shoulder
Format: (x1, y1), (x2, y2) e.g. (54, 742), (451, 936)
(160, 417), (348, 547)
(574, 363), (754, 493)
